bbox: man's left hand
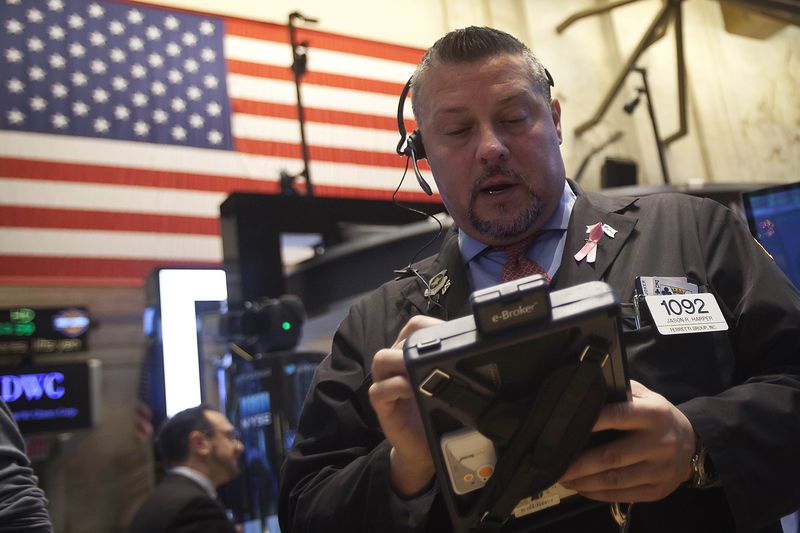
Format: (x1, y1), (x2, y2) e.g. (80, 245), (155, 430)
(559, 380), (696, 502)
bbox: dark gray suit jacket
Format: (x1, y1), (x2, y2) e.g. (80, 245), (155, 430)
(128, 473), (235, 533)
(0, 400), (52, 533)
(280, 183), (800, 533)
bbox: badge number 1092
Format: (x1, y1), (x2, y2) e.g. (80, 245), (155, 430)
(645, 293), (728, 336)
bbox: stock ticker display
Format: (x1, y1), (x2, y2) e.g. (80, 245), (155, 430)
(0, 307), (90, 355)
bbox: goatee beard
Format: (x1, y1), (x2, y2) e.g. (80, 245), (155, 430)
(468, 166), (543, 240)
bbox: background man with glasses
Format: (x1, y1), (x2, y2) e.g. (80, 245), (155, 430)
(129, 404), (243, 533)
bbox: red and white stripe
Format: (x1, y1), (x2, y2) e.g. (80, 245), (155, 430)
(0, 13), (434, 286)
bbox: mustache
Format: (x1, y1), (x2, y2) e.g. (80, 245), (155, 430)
(471, 165), (527, 196)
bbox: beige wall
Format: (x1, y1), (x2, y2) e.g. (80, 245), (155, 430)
(1, 2), (797, 532)
(543, 0), (799, 188)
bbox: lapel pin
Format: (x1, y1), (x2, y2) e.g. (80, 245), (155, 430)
(601, 223), (617, 238)
(424, 269), (451, 299)
(575, 222), (609, 264)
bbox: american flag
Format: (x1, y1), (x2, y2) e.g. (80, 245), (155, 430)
(0, 0), (430, 286)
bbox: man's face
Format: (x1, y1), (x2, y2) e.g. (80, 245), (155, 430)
(417, 53), (566, 246)
(203, 410), (243, 486)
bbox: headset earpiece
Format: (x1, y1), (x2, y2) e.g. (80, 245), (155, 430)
(405, 130), (431, 195)
(396, 77), (432, 196)
(407, 130), (426, 160)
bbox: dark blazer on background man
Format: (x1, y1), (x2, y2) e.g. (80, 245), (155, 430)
(128, 473), (235, 533)
(280, 181), (800, 533)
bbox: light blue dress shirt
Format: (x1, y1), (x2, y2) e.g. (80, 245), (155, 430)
(458, 180), (576, 291)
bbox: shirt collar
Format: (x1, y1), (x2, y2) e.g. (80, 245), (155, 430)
(170, 466), (217, 499)
(458, 179), (576, 263)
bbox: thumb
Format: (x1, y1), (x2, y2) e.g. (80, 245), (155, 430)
(392, 315), (444, 349)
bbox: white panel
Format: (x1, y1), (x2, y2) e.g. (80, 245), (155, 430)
(159, 269), (227, 416)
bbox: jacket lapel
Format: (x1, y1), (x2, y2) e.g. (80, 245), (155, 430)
(552, 183), (640, 289)
(399, 181), (642, 309)
(400, 226), (472, 321)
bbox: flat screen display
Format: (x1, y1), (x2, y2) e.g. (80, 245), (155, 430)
(742, 182), (800, 288)
(0, 360), (100, 434)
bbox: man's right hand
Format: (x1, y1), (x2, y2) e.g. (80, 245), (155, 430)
(369, 315), (443, 498)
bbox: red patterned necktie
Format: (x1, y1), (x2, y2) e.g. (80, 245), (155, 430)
(500, 237), (551, 283)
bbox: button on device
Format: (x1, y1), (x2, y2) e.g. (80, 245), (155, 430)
(416, 338), (442, 353)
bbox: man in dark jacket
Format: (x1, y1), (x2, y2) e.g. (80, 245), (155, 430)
(279, 26), (800, 533)
(0, 399), (52, 532)
(128, 404), (243, 533)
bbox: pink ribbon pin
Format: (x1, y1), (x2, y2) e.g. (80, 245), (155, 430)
(574, 222), (604, 263)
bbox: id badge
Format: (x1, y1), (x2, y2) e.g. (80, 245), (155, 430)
(644, 293), (728, 335)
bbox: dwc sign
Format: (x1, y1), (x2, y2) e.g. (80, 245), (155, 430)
(0, 361), (101, 434)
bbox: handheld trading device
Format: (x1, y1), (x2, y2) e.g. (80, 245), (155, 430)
(404, 275), (629, 532)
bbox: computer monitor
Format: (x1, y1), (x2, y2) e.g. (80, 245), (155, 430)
(742, 182), (800, 288)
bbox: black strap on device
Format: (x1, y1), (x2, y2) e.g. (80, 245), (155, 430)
(473, 344), (609, 531)
(421, 341), (610, 532)
(419, 369), (522, 444)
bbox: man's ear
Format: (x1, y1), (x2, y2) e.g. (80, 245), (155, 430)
(550, 98), (563, 145)
(188, 430), (210, 457)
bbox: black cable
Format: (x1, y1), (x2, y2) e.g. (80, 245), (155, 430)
(391, 156), (443, 266)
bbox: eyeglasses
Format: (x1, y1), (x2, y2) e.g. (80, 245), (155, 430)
(204, 428), (241, 442)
